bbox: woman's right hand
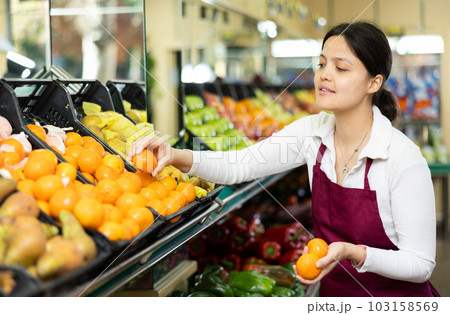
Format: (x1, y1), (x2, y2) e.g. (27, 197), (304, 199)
(128, 134), (193, 177)
(127, 134), (174, 177)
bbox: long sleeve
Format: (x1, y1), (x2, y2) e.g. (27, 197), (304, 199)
(186, 117), (316, 185)
(358, 143), (436, 283)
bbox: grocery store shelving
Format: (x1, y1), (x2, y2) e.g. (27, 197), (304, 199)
(64, 171), (291, 297)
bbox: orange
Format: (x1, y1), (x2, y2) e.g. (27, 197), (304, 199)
(115, 176), (137, 194)
(96, 179), (122, 204)
(27, 124), (47, 141)
(76, 183), (101, 200)
(115, 192), (146, 213)
(56, 162), (77, 182)
(139, 187), (158, 201)
(28, 149), (58, 167)
(307, 238), (328, 259)
(0, 151), (4, 168)
(161, 197), (181, 222)
(94, 164), (119, 181)
(146, 199), (165, 217)
(122, 218), (140, 238)
(136, 169), (156, 186)
(176, 182), (196, 204)
(76, 150), (102, 174)
(34, 174), (64, 201)
(98, 221), (123, 242)
(49, 188), (78, 217)
(62, 155), (78, 169)
(102, 154), (125, 175)
(168, 190), (186, 209)
(147, 182), (168, 200)
(3, 151), (21, 166)
(119, 172), (142, 193)
(84, 141), (105, 158)
(81, 172), (95, 184)
(81, 136), (97, 146)
(160, 176), (177, 191)
(120, 222), (133, 240)
(17, 179), (35, 196)
(1, 138), (25, 160)
(73, 198), (105, 229)
(132, 149), (157, 173)
(24, 158), (55, 181)
(65, 145), (85, 161)
(65, 132), (83, 147)
(296, 253), (321, 280)
(126, 207), (154, 232)
(103, 204), (124, 223)
(36, 200), (50, 216)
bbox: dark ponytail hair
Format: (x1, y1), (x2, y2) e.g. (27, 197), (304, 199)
(322, 22), (399, 122)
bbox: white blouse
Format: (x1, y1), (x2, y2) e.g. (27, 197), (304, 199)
(187, 106), (436, 283)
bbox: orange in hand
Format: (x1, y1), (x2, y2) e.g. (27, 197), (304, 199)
(132, 149), (157, 173)
(307, 238), (328, 258)
(296, 253), (321, 280)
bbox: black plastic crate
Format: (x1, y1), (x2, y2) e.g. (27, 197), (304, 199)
(0, 80), (93, 184)
(0, 266), (43, 297)
(1, 79), (137, 173)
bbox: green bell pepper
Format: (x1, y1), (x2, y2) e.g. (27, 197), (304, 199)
(168, 290), (188, 297)
(194, 273), (234, 297)
(232, 287), (264, 297)
(291, 280), (306, 297)
(271, 286), (296, 297)
(188, 291), (218, 297)
(228, 270), (276, 296)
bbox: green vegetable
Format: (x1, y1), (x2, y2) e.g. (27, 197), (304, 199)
(291, 280), (306, 297)
(242, 264), (296, 288)
(232, 287), (264, 297)
(168, 290), (188, 297)
(271, 286), (296, 297)
(228, 270), (276, 296)
(194, 273), (234, 297)
(188, 291), (218, 297)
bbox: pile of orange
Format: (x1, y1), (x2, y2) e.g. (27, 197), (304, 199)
(296, 238), (328, 280)
(2, 124), (198, 242)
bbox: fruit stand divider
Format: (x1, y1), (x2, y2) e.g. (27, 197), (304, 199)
(0, 79), (93, 184)
(63, 170), (292, 297)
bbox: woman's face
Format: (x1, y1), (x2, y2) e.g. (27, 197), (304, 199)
(314, 35), (374, 114)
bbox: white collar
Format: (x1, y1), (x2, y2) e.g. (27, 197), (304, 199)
(314, 106), (392, 160)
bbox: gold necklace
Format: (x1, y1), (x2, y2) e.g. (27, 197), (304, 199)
(336, 124), (372, 174)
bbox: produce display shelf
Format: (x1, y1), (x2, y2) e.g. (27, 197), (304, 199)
(63, 171), (291, 297)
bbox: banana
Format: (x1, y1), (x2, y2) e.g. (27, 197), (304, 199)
(195, 186), (207, 198)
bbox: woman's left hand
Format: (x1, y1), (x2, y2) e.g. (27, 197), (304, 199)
(293, 242), (348, 285)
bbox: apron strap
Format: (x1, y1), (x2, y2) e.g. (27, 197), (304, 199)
(316, 143), (327, 166)
(364, 158), (373, 190)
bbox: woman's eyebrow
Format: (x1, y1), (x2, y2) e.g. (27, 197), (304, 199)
(319, 54), (353, 66)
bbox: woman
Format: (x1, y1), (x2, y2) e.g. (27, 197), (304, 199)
(129, 22), (439, 297)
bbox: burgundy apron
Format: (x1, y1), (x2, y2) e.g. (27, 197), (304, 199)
(312, 143), (439, 297)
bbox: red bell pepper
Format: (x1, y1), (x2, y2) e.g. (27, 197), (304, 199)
(206, 224), (230, 246)
(227, 216), (248, 234)
(247, 215), (265, 238)
(187, 236), (207, 259)
(278, 248), (304, 265)
(243, 257), (268, 267)
(258, 241), (282, 261)
(228, 231), (249, 253)
(260, 222), (304, 251)
(219, 254), (242, 271)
